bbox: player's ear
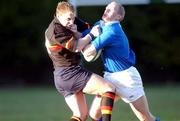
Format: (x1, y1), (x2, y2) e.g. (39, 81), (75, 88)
(118, 14), (124, 21)
(114, 14), (120, 21)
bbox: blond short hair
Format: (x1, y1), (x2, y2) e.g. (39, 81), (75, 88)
(56, 1), (75, 16)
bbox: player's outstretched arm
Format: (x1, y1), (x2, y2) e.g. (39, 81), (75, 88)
(76, 25), (101, 52)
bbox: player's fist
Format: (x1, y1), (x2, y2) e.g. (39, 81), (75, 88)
(90, 25), (101, 37)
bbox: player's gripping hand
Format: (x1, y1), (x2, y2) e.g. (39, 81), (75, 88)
(90, 25), (101, 37)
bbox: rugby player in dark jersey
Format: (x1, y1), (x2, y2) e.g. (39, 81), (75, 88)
(45, 2), (116, 121)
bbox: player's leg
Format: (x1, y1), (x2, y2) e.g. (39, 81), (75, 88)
(89, 96), (102, 121)
(126, 67), (159, 121)
(65, 91), (88, 121)
(83, 73), (116, 121)
(82, 73), (115, 95)
(129, 95), (156, 121)
(89, 95), (120, 121)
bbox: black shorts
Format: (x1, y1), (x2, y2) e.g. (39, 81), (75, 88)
(53, 65), (92, 97)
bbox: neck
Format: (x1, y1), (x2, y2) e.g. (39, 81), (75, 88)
(104, 21), (119, 25)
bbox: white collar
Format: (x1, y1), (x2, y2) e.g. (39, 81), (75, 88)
(105, 21), (120, 26)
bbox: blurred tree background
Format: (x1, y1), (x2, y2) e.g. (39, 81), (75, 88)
(0, 0), (179, 87)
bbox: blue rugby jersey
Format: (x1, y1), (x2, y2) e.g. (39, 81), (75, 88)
(92, 21), (136, 72)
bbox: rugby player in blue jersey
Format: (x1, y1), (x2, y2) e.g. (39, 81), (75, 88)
(77, 1), (160, 121)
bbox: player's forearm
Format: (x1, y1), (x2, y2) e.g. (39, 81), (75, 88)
(82, 44), (96, 57)
(74, 31), (82, 39)
(76, 34), (92, 52)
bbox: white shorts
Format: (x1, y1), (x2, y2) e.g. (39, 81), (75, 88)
(104, 66), (145, 103)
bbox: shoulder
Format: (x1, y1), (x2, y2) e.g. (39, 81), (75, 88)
(45, 19), (55, 40)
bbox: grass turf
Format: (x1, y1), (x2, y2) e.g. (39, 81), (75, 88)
(0, 85), (180, 121)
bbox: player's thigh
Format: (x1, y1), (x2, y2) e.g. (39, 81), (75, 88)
(82, 73), (115, 95)
(65, 91), (88, 117)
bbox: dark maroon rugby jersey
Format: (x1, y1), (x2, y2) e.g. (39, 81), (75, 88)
(45, 17), (91, 67)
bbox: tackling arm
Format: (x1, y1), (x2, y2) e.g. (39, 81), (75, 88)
(76, 25), (101, 52)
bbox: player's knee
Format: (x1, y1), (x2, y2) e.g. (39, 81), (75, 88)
(102, 82), (115, 94)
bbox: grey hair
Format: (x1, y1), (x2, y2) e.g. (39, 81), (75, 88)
(112, 1), (125, 21)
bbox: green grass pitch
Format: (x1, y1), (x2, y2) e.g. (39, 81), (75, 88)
(0, 85), (180, 121)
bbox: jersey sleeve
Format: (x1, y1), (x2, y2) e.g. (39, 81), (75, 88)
(91, 28), (113, 51)
(74, 17), (92, 32)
